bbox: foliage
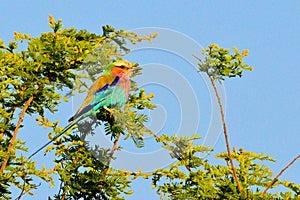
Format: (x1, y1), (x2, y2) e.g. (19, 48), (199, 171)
(197, 44), (253, 81)
(0, 15), (299, 200)
(0, 15), (157, 199)
(152, 141), (299, 200)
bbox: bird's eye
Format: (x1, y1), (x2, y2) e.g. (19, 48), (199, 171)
(119, 65), (126, 69)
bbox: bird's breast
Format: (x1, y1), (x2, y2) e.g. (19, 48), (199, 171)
(117, 76), (131, 100)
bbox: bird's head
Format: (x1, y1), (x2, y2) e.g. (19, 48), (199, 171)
(107, 60), (141, 77)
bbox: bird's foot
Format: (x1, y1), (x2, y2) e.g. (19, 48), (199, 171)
(104, 106), (113, 117)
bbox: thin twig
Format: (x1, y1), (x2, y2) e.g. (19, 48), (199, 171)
(2, 83), (43, 172)
(102, 133), (121, 177)
(262, 154), (300, 196)
(16, 173), (27, 200)
(98, 132), (121, 192)
(143, 125), (191, 172)
(209, 75), (242, 193)
(0, 96), (34, 173)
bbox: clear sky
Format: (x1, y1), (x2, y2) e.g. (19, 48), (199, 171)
(2, 1), (300, 199)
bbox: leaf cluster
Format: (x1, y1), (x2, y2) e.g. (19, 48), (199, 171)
(0, 15), (157, 199)
(152, 136), (299, 199)
(196, 44), (253, 81)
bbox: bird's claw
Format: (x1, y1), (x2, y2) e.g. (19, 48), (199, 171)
(104, 106), (113, 117)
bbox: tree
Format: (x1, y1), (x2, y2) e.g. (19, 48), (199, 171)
(0, 15), (299, 200)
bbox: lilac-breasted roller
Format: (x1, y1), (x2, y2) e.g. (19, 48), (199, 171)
(29, 59), (140, 158)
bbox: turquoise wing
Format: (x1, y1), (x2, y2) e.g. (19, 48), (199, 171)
(92, 85), (127, 111)
(69, 76), (127, 121)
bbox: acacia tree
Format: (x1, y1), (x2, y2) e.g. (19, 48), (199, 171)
(152, 45), (300, 200)
(0, 15), (156, 199)
(0, 16), (299, 199)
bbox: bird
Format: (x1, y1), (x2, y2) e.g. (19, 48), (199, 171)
(29, 59), (141, 158)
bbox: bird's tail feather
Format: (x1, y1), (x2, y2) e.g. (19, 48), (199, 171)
(28, 116), (83, 159)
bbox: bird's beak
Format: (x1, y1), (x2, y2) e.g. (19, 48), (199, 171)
(130, 66), (142, 71)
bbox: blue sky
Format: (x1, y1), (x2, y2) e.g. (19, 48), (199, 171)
(2, 1), (300, 199)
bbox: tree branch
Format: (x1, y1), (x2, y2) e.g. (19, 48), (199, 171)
(16, 173), (27, 200)
(102, 133), (121, 177)
(143, 125), (191, 172)
(98, 132), (121, 193)
(0, 96), (34, 173)
(209, 75), (242, 193)
(262, 154), (300, 196)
